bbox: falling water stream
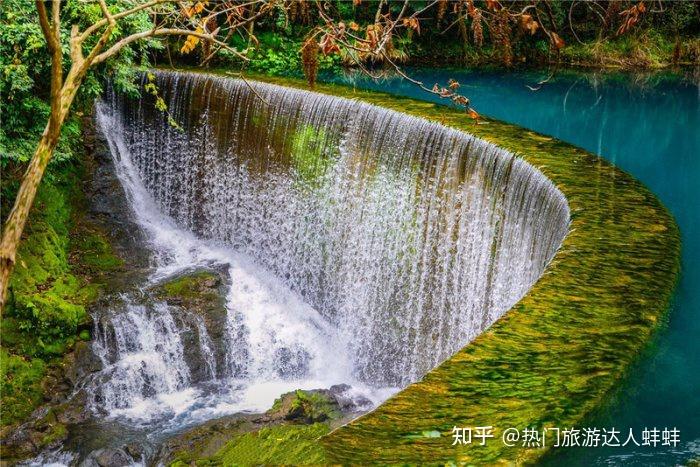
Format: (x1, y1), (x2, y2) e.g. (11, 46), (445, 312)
(48, 70), (569, 462)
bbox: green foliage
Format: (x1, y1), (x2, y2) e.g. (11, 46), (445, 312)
(0, 0), (158, 167)
(230, 31), (340, 77)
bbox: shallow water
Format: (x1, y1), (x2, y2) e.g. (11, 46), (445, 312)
(329, 67), (700, 465)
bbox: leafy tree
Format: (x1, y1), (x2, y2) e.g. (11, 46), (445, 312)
(0, 0), (265, 310)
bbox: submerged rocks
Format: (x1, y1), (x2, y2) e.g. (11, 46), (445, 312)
(79, 447), (136, 467)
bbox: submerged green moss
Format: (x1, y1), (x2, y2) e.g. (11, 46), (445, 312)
(211, 423), (329, 465)
(290, 124), (334, 184)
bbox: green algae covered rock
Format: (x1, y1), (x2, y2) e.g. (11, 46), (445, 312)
(268, 389), (342, 424)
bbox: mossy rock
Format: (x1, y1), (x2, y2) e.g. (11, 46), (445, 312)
(268, 389), (342, 424)
(153, 270), (228, 338)
(152, 270), (229, 381)
(156, 271), (223, 304)
(0, 406), (68, 463)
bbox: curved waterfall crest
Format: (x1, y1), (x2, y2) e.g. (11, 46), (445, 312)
(92, 69), (569, 425)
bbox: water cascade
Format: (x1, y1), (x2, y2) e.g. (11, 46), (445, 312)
(91, 70), (569, 428)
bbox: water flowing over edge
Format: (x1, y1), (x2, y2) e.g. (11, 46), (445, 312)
(85, 69), (569, 435)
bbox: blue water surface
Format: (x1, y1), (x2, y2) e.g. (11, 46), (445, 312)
(326, 67), (699, 466)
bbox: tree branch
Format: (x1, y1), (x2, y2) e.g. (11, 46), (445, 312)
(92, 28), (248, 65)
(79, 0), (168, 42)
(81, 0), (117, 68)
(36, 0), (63, 130)
(36, 0), (60, 54)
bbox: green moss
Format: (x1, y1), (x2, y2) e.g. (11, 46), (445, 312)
(290, 124), (334, 184)
(4, 177), (89, 359)
(0, 348), (45, 425)
(1, 161), (122, 426)
(210, 423), (329, 465)
(73, 229), (124, 273)
(39, 419), (67, 447)
(159, 271), (219, 301)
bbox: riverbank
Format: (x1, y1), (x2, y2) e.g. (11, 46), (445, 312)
(408, 33), (699, 70)
(218, 31), (699, 83)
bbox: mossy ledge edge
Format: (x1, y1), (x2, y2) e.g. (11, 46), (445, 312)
(165, 69), (681, 465)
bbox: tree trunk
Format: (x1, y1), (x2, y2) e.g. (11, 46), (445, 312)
(0, 123), (63, 312)
(0, 74), (82, 313)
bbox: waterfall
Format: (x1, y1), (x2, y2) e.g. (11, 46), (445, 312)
(91, 70), (569, 427)
(91, 299), (192, 416)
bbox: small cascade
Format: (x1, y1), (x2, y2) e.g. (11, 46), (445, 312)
(89, 70), (569, 430)
(89, 297), (202, 420)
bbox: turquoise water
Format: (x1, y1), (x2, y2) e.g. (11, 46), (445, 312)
(327, 68), (699, 465)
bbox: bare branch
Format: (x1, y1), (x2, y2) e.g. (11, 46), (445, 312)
(225, 71), (270, 106)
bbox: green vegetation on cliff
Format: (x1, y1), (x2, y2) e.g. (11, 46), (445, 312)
(0, 158), (122, 426)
